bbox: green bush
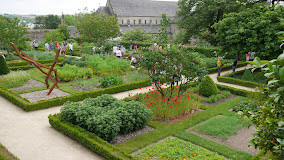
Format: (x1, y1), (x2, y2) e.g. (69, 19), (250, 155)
(60, 94), (152, 141)
(186, 46), (221, 58)
(0, 56), (10, 75)
(206, 90), (230, 103)
(232, 101), (258, 113)
(56, 64), (93, 81)
(100, 75), (123, 88)
(242, 69), (253, 81)
(198, 75), (218, 97)
(62, 57), (87, 67)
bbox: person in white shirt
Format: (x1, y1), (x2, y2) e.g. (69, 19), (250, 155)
(116, 48), (122, 59)
(113, 45), (117, 56)
(69, 42), (73, 56)
(130, 55), (137, 68)
(45, 42), (49, 52)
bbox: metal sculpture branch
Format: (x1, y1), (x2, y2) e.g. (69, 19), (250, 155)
(11, 43), (60, 95)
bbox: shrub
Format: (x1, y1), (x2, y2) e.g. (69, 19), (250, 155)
(198, 75), (218, 97)
(0, 56), (10, 75)
(242, 69), (253, 81)
(232, 101), (258, 113)
(100, 75), (123, 88)
(56, 64), (93, 81)
(60, 95), (152, 141)
(62, 57), (87, 67)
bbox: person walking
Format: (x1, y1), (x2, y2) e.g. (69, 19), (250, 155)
(116, 48), (122, 59)
(134, 41), (137, 50)
(232, 58), (239, 72)
(45, 42), (49, 52)
(217, 57), (222, 76)
(50, 42), (54, 52)
(131, 55), (138, 68)
(69, 42), (73, 56)
(246, 52), (250, 61)
(34, 41), (38, 50)
(56, 42), (59, 50)
(113, 45), (117, 56)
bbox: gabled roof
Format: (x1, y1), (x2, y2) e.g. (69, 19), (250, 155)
(108, 0), (177, 17)
(96, 6), (112, 16)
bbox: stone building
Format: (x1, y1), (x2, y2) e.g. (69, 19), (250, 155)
(96, 0), (178, 36)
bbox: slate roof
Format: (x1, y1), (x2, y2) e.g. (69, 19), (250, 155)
(108, 0), (178, 17)
(96, 6), (112, 16)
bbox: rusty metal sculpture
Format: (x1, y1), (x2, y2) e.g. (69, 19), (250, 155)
(11, 43), (60, 95)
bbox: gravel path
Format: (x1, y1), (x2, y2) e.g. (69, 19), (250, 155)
(20, 89), (70, 103)
(0, 64), (260, 159)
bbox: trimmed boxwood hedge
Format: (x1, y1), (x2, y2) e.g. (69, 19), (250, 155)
(186, 46), (221, 58)
(0, 80), (152, 111)
(48, 114), (136, 160)
(216, 84), (257, 97)
(207, 62), (247, 74)
(217, 69), (264, 88)
(9, 63), (63, 71)
(7, 57), (65, 67)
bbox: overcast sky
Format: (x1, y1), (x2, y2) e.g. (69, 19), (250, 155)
(1, 0), (179, 15)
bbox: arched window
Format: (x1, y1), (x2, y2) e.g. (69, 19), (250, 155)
(145, 20), (147, 24)
(122, 20), (124, 24)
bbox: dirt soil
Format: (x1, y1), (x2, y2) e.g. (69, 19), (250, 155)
(110, 126), (154, 146)
(10, 79), (46, 92)
(20, 89), (70, 103)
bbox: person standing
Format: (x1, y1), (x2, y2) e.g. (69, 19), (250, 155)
(134, 41), (137, 50)
(217, 57), (222, 76)
(45, 42), (49, 52)
(250, 51), (255, 61)
(116, 48), (122, 59)
(121, 45), (125, 57)
(61, 43), (66, 55)
(34, 41), (38, 50)
(246, 52), (250, 61)
(131, 55), (137, 68)
(113, 45), (117, 56)
(56, 42), (59, 50)
(50, 42), (54, 52)
(232, 58), (239, 72)
(69, 42), (73, 56)
(167, 42), (170, 49)
(130, 40), (133, 49)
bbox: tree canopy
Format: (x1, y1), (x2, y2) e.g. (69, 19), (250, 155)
(176, 0), (257, 45)
(0, 16), (29, 53)
(121, 27), (153, 42)
(215, 4), (284, 60)
(34, 15), (61, 29)
(158, 14), (172, 44)
(75, 13), (119, 45)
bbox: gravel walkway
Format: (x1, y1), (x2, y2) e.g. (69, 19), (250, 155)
(0, 64), (260, 159)
(10, 79), (45, 92)
(20, 89), (70, 103)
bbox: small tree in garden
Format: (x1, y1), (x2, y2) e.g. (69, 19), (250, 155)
(158, 14), (172, 44)
(138, 46), (207, 102)
(198, 75), (217, 97)
(0, 56), (10, 75)
(45, 29), (66, 43)
(242, 33), (284, 158)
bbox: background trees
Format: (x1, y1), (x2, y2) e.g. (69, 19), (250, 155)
(75, 13), (119, 45)
(215, 4), (284, 60)
(176, 0), (257, 45)
(121, 27), (153, 42)
(0, 16), (29, 53)
(158, 14), (172, 44)
(34, 15), (61, 29)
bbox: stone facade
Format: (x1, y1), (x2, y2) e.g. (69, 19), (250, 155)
(25, 29), (52, 42)
(97, 0), (178, 36)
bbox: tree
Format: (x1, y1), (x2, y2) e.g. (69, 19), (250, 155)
(75, 13), (119, 45)
(138, 46), (207, 102)
(34, 16), (45, 29)
(176, 0), (256, 45)
(0, 16), (29, 53)
(158, 14), (172, 44)
(215, 4), (284, 60)
(64, 15), (75, 26)
(121, 27), (153, 42)
(58, 24), (70, 40)
(0, 55), (10, 75)
(45, 29), (66, 43)
(44, 15), (61, 29)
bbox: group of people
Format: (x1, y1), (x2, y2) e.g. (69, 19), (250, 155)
(32, 40), (73, 56)
(217, 51), (256, 76)
(129, 40), (137, 50)
(112, 44), (126, 59)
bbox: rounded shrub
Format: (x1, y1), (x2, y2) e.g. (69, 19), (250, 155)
(83, 94), (118, 108)
(198, 75), (218, 97)
(100, 75), (123, 88)
(0, 56), (10, 75)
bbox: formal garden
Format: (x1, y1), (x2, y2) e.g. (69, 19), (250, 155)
(0, 1), (283, 160)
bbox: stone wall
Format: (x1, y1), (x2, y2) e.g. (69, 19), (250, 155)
(25, 29), (52, 42)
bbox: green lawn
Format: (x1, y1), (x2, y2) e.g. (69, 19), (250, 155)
(192, 115), (244, 140)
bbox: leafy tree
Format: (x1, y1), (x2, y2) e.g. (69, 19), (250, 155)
(0, 55), (10, 75)
(158, 14), (172, 44)
(75, 13), (119, 45)
(44, 15), (61, 29)
(45, 29), (66, 43)
(0, 16), (29, 53)
(34, 16), (45, 29)
(176, 0), (256, 45)
(138, 46), (207, 101)
(121, 27), (153, 42)
(215, 4), (284, 60)
(58, 24), (70, 40)
(64, 15), (75, 26)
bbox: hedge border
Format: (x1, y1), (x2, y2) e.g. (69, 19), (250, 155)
(7, 57), (65, 67)
(207, 62), (248, 74)
(48, 114), (136, 160)
(0, 80), (151, 111)
(9, 63), (63, 71)
(217, 69), (264, 88)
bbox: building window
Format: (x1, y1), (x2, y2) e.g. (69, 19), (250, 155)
(122, 20), (124, 24)
(139, 19), (141, 24)
(156, 20), (158, 24)
(145, 20), (147, 24)
(134, 20), (136, 25)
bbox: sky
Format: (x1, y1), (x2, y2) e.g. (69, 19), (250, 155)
(1, 0), (179, 15)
